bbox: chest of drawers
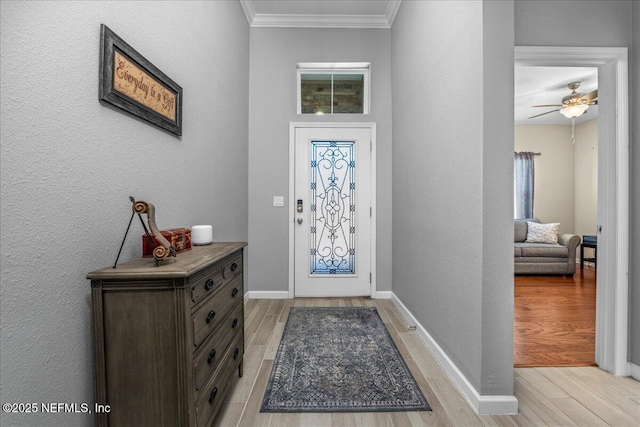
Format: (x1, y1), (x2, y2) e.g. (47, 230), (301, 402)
(87, 242), (246, 426)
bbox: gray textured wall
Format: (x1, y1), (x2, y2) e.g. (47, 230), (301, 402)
(247, 28), (392, 294)
(515, 0), (637, 369)
(481, 0), (516, 395)
(515, 0), (632, 47)
(631, 2), (639, 367)
(391, 0), (515, 396)
(0, 2), (249, 426)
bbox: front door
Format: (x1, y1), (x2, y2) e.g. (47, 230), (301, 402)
(293, 126), (373, 297)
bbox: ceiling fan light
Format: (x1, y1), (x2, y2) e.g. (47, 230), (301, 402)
(560, 104), (588, 118)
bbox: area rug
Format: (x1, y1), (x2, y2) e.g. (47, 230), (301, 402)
(260, 307), (431, 413)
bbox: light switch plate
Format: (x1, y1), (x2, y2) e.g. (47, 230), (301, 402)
(273, 196), (284, 207)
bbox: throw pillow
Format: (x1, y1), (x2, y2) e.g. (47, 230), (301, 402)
(525, 221), (560, 244)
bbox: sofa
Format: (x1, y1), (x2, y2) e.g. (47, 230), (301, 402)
(514, 218), (581, 275)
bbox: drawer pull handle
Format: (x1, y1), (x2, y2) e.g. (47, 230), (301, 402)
(230, 262), (238, 272)
(232, 318), (238, 328)
(206, 310), (216, 323)
(233, 347), (239, 360)
(207, 349), (216, 364)
(231, 287), (238, 298)
(205, 279), (214, 291)
(208, 387), (218, 404)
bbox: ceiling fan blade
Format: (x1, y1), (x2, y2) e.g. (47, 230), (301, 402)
(583, 89), (598, 102)
(532, 104), (563, 107)
(528, 109), (560, 119)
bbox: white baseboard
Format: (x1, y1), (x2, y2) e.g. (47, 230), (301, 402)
(246, 290), (392, 299)
(631, 363), (640, 381)
(245, 291), (289, 299)
(372, 291), (392, 299)
(390, 293), (519, 415)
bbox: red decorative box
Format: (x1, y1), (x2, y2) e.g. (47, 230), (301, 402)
(142, 228), (192, 257)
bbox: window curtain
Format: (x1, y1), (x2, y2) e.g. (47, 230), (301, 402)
(514, 152), (537, 219)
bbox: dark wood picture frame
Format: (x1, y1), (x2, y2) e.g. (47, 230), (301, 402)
(99, 24), (183, 136)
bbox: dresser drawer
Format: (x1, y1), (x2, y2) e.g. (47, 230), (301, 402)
(190, 263), (224, 305)
(221, 254), (243, 283)
(192, 275), (243, 348)
(195, 336), (244, 427)
(193, 301), (243, 392)
(191, 253), (242, 305)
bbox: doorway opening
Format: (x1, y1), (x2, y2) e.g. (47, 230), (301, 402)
(514, 46), (630, 376)
(514, 65), (599, 367)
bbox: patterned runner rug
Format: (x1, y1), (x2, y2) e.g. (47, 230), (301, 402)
(260, 307), (431, 413)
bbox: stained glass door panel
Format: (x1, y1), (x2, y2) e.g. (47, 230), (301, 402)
(310, 141), (356, 275)
(294, 126), (372, 297)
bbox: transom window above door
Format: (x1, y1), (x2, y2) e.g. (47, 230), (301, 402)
(297, 63), (370, 115)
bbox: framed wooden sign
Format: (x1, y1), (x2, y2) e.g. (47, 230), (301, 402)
(99, 24), (182, 136)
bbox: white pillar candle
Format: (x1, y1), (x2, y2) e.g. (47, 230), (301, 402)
(191, 225), (213, 245)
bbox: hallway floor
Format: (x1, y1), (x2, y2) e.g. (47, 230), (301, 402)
(214, 296), (639, 426)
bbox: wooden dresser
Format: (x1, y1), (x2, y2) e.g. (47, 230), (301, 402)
(87, 242), (246, 426)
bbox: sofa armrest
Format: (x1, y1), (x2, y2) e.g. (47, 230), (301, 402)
(558, 233), (581, 250)
(559, 234), (581, 261)
(558, 234), (581, 275)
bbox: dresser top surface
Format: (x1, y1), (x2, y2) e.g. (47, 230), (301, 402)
(87, 242), (246, 281)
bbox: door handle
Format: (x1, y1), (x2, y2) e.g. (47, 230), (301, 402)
(297, 218), (303, 225)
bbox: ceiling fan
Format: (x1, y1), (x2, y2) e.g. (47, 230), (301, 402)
(528, 81), (598, 120)
(528, 81), (598, 143)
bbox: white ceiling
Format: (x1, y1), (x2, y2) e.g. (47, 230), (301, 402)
(241, 0), (401, 28)
(250, 0), (391, 16)
(241, 1), (598, 126)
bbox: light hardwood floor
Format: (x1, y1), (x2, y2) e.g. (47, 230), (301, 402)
(214, 297), (640, 427)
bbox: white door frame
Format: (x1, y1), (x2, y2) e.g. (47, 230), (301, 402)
(515, 46), (630, 376)
(289, 122), (377, 298)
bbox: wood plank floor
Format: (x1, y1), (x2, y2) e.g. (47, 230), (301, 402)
(214, 296), (639, 427)
(514, 266), (597, 367)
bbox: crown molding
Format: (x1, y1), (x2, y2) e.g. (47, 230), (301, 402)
(385, 0), (401, 27)
(240, 1), (401, 29)
(240, 0), (256, 25)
